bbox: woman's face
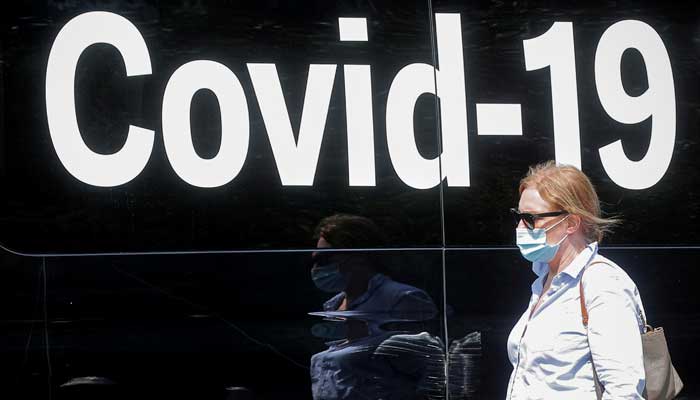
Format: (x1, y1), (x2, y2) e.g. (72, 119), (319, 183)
(517, 187), (569, 244)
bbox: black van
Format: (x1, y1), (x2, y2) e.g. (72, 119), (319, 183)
(1, 1), (698, 398)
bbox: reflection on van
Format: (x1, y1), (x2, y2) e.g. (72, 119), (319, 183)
(309, 214), (441, 399)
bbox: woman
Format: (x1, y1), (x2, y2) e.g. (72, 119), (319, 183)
(506, 161), (646, 399)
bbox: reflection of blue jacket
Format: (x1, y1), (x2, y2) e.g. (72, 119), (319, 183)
(310, 274), (437, 400)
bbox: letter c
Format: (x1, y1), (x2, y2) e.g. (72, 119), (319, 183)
(46, 11), (154, 187)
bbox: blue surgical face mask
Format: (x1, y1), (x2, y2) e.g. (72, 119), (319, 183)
(516, 215), (569, 263)
(311, 262), (348, 293)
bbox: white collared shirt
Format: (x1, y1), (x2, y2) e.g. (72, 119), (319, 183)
(506, 242), (646, 400)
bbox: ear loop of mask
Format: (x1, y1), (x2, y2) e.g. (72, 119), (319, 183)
(547, 215), (571, 246)
(544, 214), (570, 233)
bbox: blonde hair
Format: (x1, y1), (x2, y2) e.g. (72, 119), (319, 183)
(519, 161), (620, 243)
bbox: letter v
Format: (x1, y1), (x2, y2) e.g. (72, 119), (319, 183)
(247, 63), (336, 186)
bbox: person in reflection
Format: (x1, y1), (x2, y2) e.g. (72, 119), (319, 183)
(309, 214), (438, 400)
(506, 161), (647, 399)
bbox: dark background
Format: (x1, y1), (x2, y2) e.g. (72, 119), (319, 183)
(1, 0), (699, 399)
(0, 0), (443, 253)
(435, 0), (700, 247)
(1, 0), (699, 253)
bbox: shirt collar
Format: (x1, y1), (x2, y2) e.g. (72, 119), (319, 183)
(323, 273), (388, 310)
(531, 241), (599, 279)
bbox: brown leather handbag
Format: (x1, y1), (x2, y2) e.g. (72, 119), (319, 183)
(580, 261), (683, 400)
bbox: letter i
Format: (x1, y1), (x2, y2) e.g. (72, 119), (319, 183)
(339, 17), (376, 186)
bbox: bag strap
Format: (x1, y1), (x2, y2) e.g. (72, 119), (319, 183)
(580, 261), (648, 329)
(579, 260), (610, 399)
(579, 261), (609, 326)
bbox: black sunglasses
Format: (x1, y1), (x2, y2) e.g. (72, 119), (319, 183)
(510, 208), (568, 230)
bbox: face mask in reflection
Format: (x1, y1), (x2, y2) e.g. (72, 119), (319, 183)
(515, 215), (569, 263)
(311, 263), (348, 293)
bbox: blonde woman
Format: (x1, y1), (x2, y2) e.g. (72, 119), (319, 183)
(506, 161), (646, 399)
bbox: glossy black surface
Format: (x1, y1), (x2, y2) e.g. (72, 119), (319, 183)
(435, 0), (700, 247)
(4, 248), (700, 398)
(2, 1), (700, 399)
(3, 1), (700, 252)
(0, 0), (442, 253)
(2, 250), (446, 399)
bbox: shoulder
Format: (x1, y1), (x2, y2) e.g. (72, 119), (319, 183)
(584, 254), (632, 282)
(382, 277), (432, 301)
(380, 277), (437, 315)
(582, 254), (640, 300)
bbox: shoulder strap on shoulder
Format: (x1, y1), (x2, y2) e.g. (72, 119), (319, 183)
(581, 261), (615, 398)
(579, 261), (611, 327)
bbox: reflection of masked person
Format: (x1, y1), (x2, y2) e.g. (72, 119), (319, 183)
(311, 256), (347, 294)
(309, 214), (438, 400)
